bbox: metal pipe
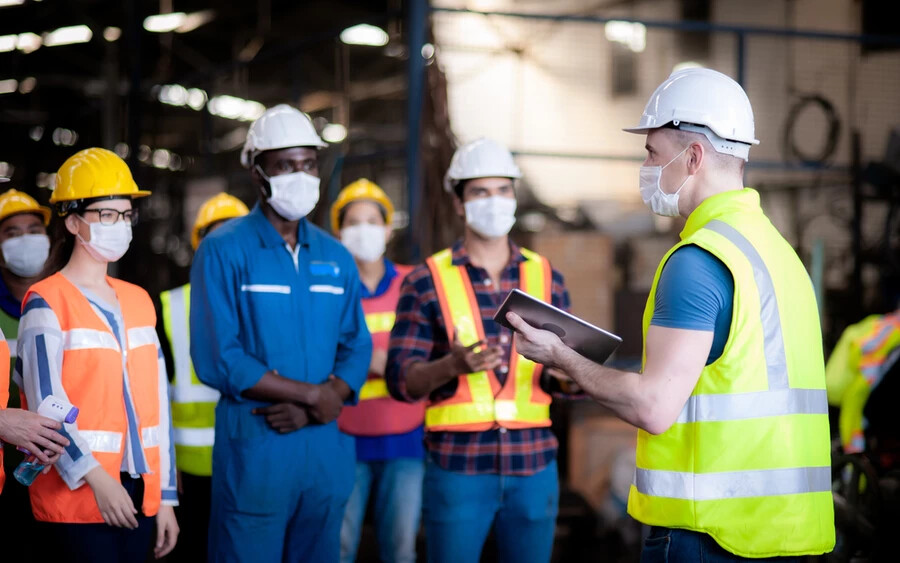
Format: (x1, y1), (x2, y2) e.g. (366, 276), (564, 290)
(406, 0), (427, 260)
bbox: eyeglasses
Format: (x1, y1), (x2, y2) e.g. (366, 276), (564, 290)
(82, 208), (139, 226)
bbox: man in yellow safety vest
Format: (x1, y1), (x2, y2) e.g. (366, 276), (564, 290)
(507, 68), (835, 561)
(158, 193), (248, 562)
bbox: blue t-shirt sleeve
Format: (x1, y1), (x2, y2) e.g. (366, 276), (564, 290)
(651, 245), (734, 363)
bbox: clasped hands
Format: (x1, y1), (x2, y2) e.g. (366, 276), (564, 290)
(252, 374), (344, 434)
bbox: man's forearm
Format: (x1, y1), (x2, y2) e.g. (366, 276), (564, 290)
(555, 346), (648, 429)
(404, 355), (459, 400)
(241, 371), (317, 404)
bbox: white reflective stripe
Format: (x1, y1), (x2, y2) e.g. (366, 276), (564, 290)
(127, 326), (158, 350)
(676, 388), (828, 423)
(241, 284), (291, 294)
(142, 425), (161, 448)
(63, 328), (119, 351)
(167, 286), (194, 391)
(705, 221), (789, 389)
(172, 385), (221, 403)
(634, 466), (831, 501)
(173, 427), (216, 447)
(7, 338), (16, 358)
(80, 430), (123, 454)
(309, 285), (344, 295)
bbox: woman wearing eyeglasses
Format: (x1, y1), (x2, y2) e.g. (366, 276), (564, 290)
(14, 148), (179, 562)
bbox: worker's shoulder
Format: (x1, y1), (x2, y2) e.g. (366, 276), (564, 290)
(400, 262), (435, 290)
(109, 277), (155, 307)
(201, 213), (254, 247)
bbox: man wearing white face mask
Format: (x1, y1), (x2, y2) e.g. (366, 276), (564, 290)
(331, 179), (425, 563)
(507, 68), (834, 561)
(385, 138), (572, 563)
(189, 104), (372, 562)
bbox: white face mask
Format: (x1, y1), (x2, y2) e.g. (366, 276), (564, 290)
(1, 233), (50, 277)
(464, 196), (517, 238)
(341, 223), (388, 263)
(76, 215), (133, 263)
(639, 146), (692, 217)
(257, 166), (320, 221)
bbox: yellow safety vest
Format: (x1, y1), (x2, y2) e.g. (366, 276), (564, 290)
(829, 312), (900, 452)
(160, 283), (218, 476)
(627, 189), (835, 557)
(424, 247), (552, 431)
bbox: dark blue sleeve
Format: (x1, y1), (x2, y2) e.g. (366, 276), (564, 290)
(651, 245), (734, 363)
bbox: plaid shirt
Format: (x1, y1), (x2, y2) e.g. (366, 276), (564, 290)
(386, 239), (571, 475)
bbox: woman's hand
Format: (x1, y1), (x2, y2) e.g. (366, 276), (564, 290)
(154, 505), (179, 559)
(84, 466), (139, 529)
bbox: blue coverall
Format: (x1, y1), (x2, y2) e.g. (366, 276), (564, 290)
(189, 205), (372, 562)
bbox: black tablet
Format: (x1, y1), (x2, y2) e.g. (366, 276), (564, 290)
(494, 289), (622, 365)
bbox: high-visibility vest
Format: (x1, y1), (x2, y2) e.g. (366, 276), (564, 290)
(424, 247), (552, 432)
(160, 283), (218, 476)
(833, 312), (900, 453)
(339, 265), (425, 436)
(24, 273), (164, 523)
(0, 336), (9, 492)
(627, 189), (835, 557)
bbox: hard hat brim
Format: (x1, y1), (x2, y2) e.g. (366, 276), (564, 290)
(49, 189), (152, 204)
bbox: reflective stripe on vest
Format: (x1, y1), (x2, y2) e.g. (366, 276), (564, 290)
(161, 284), (218, 475)
(356, 311), (396, 400)
(424, 247), (552, 430)
(173, 427), (215, 447)
(628, 190), (834, 558)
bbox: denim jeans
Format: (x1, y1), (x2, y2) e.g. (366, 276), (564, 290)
(423, 458), (559, 563)
(641, 527), (802, 563)
(340, 458), (425, 563)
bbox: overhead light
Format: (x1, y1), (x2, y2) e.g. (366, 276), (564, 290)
(186, 88), (207, 110)
(18, 76), (35, 93)
(51, 128), (78, 146)
(144, 12), (186, 33)
(0, 79), (18, 95)
(421, 43), (435, 59)
(36, 172), (56, 189)
(152, 149), (171, 169)
(16, 32), (42, 53)
(340, 24), (388, 47)
(176, 10), (215, 33)
(321, 123), (347, 144)
(0, 0), (25, 7)
(208, 95), (265, 122)
(44, 25), (93, 47)
(605, 20), (646, 53)
(29, 126), (43, 141)
(144, 10), (214, 33)
(158, 84), (189, 106)
(138, 145), (151, 163)
(0, 35), (16, 52)
(114, 142), (129, 158)
(0, 162), (12, 177)
(103, 27), (121, 42)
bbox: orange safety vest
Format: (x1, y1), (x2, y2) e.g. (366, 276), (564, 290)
(424, 247), (553, 432)
(339, 265), (425, 436)
(0, 338), (9, 492)
(24, 273), (163, 523)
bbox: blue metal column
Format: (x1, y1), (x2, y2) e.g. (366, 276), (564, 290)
(406, 0), (427, 260)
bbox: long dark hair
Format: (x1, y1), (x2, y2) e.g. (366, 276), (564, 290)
(41, 212), (76, 278)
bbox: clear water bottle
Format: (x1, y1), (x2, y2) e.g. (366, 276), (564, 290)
(13, 395), (78, 487)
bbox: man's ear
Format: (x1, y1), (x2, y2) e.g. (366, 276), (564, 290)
(687, 142), (705, 174)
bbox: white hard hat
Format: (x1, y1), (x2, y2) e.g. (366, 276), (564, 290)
(443, 138), (522, 193)
(240, 104), (327, 168)
(623, 68), (760, 161)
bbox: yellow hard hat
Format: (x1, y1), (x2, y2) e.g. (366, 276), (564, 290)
(330, 178), (394, 233)
(192, 193), (250, 249)
(0, 189), (52, 226)
(51, 147), (151, 210)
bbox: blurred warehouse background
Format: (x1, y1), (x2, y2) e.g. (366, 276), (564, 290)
(2, 0), (900, 560)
